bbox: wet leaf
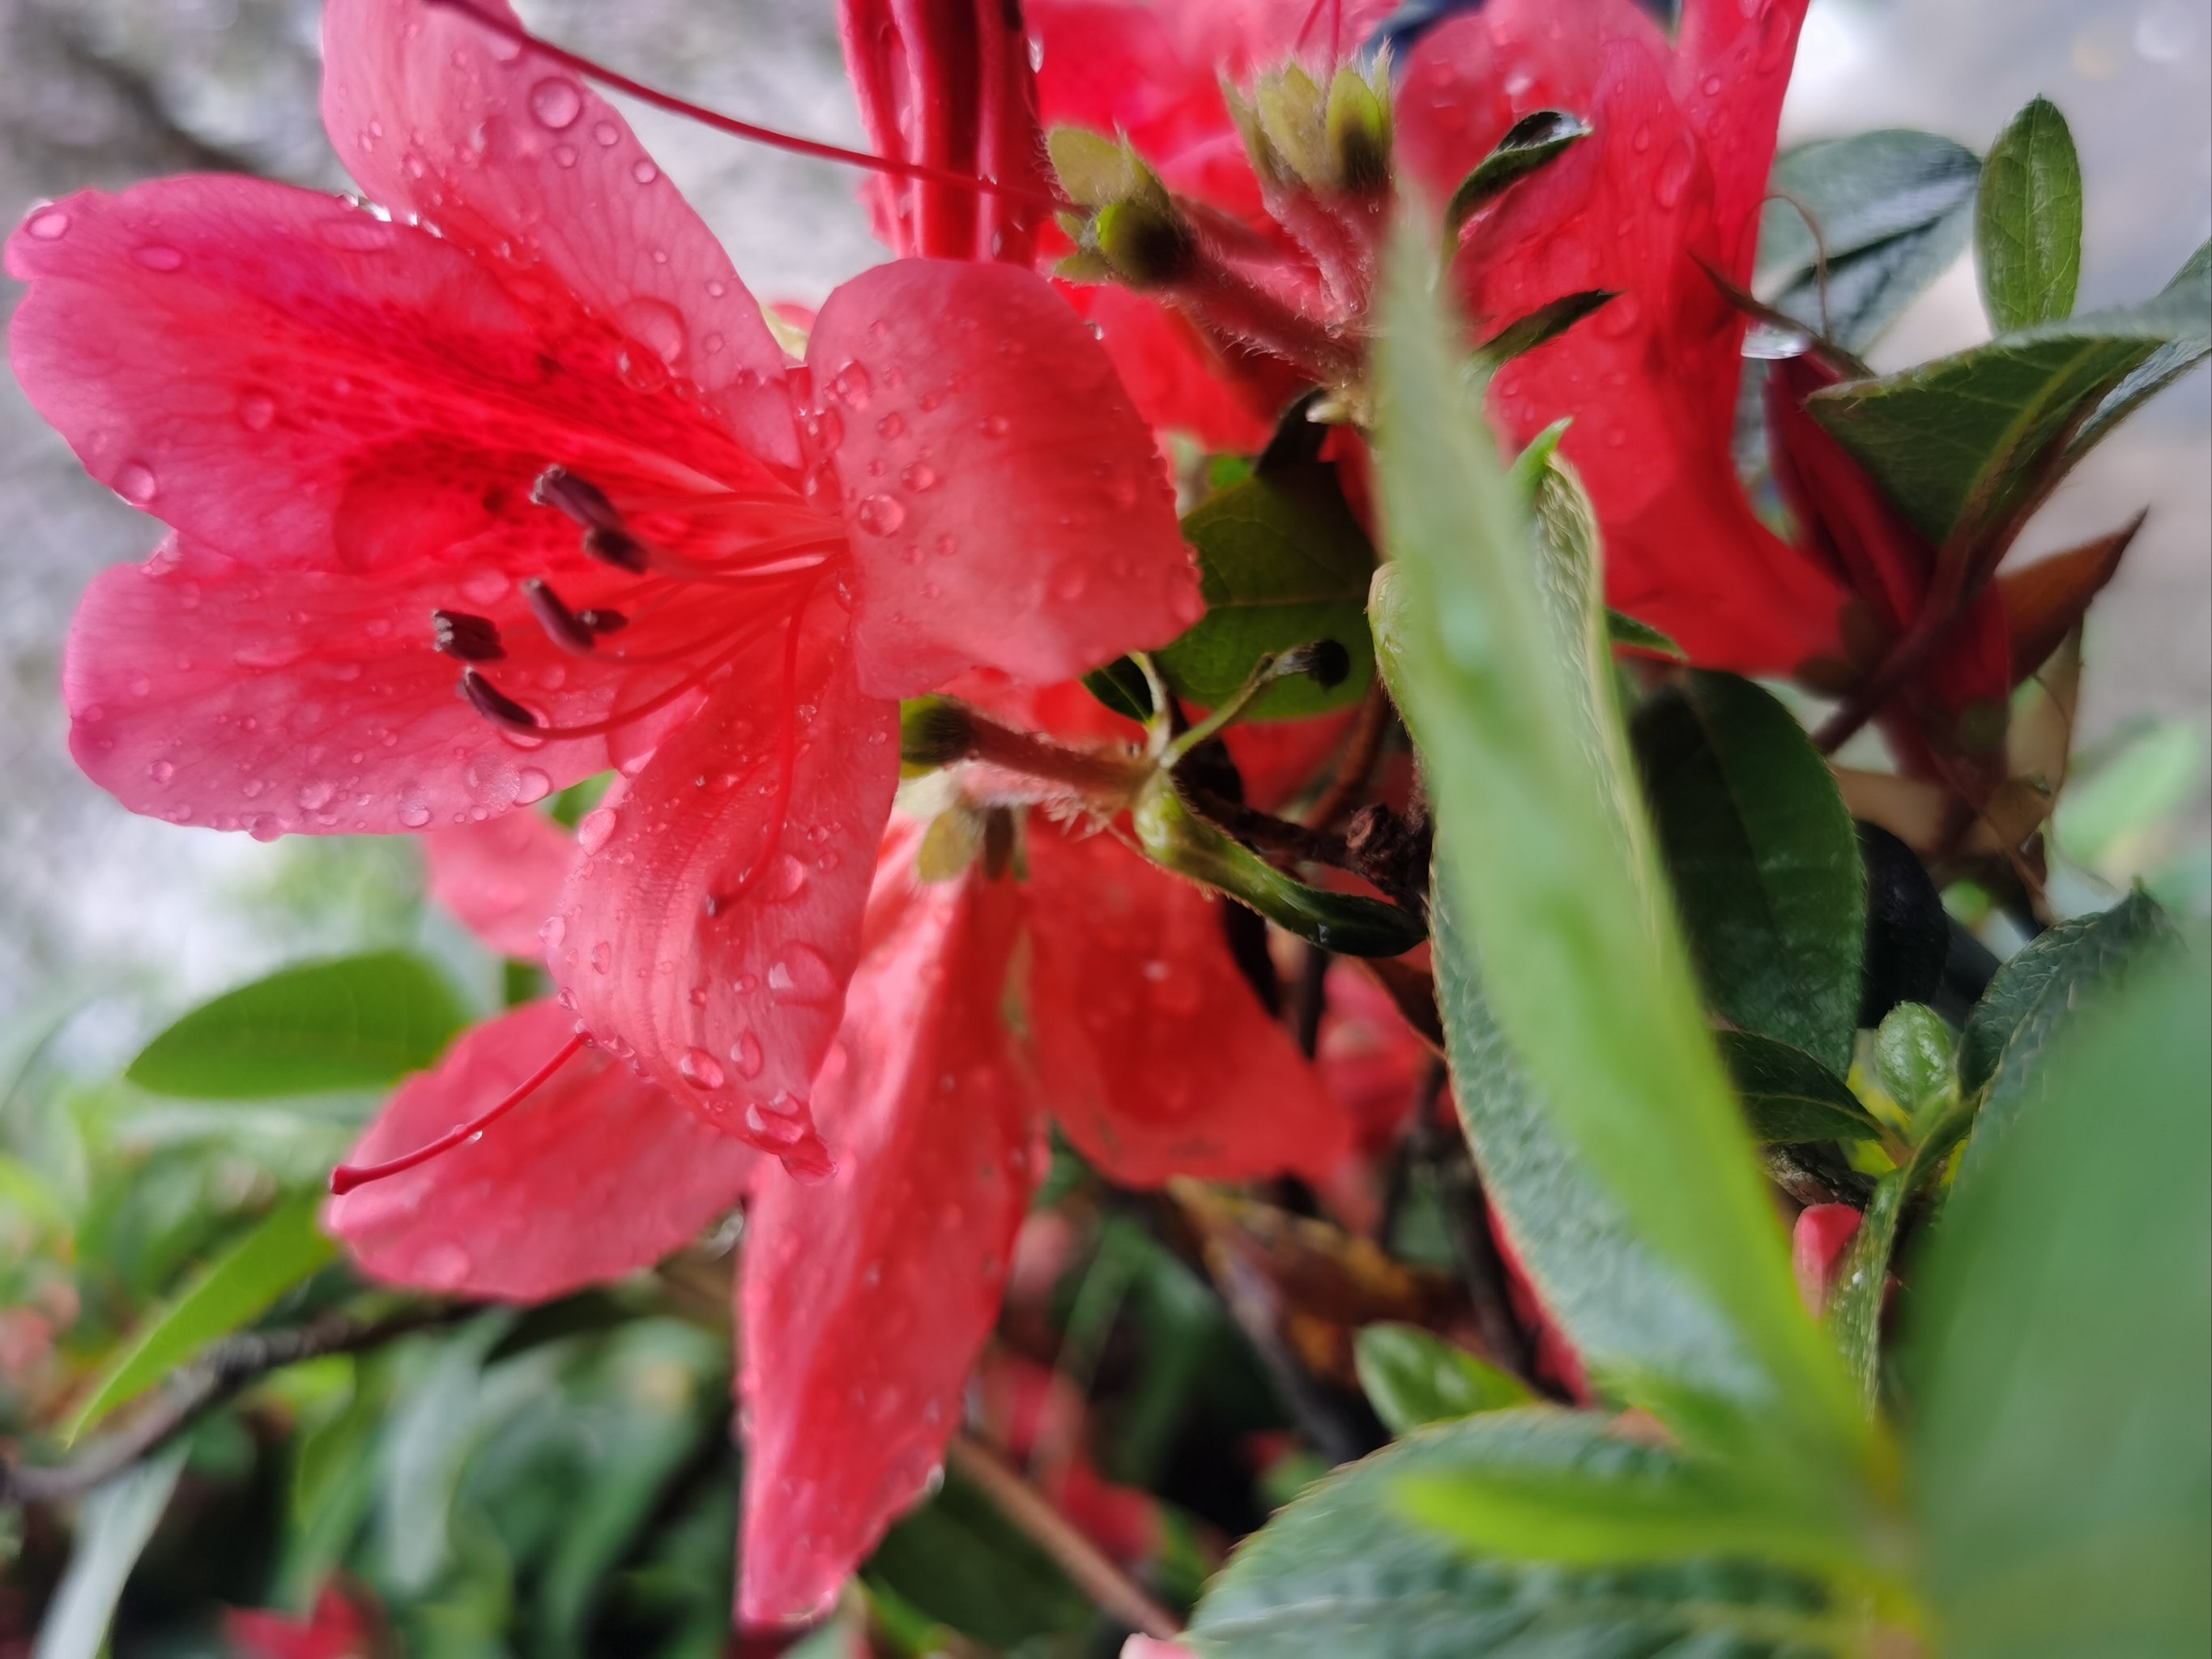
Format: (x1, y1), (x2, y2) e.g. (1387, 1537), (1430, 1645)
(1976, 97), (2082, 332)
(1354, 1323), (1531, 1434)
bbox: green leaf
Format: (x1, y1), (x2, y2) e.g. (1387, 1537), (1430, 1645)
(865, 1465), (1093, 1646)
(1370, 218), (1870, 1497)
(1605, 609), (1685, 659)
(1157, 460), (1376, 721)
(128, 950), (468, 1099)
(33, 1445), (189, 1659)
(65, 1190), (337, 1440)
(1473, 290), (1615, 368)
(1080, 655), (1156, 723)
(1807, 257), (2211, 547)
(1759, 129), (1982, 348)
(1186, 1412), (1839, 1658)
(1873, 1003), (1955, 1131)
(1634, 672), (1868, 1076)
(1353, 1323), (1532, 1434)
(1975, 97), (2082, 332)
(1956, 888), (2179, 1179)
(1907, 949), (2211, 1658)
(1719, 1031), (1886, 1145)
(1443, 109), (1592, 237)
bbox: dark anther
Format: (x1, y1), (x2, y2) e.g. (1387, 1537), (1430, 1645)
(522, 577), (599, 653)
(432, 609), (505, 661)
(1278, 638), (1352, 689)
(578, 608), (628, 634)
(531, 465), (624, 532)
(582, 525), (649, 572)
(460, 667), (542, 729)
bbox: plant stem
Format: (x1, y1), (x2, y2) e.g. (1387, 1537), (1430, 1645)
(946, 1432), (1183, 1640)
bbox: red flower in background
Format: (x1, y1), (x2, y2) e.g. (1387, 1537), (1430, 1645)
(8, 0), (1200, 1175)
(1014, 0), (1847, 675)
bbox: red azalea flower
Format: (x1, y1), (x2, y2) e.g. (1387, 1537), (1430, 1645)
(223, 1587), (373, 1659)
(1013, 0), (1846, 674)
(343, 798), (1345, 1623)
(8, 0), (1201, 1175)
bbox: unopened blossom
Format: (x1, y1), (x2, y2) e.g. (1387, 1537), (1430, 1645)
(8, 0), (1200, 1175)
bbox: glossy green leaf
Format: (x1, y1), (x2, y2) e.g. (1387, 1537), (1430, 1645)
(1370, 219), (1869, 1495)
(1807, 254), (2211, 547)
(127, 950), (468, 1099)
(1873, 1003), (1956, 1132)
(1354, 1323), (1532, 1434)
(1956, 887), (2179, 1182)
(1187, 1412), (1838, 1658)
(1156, 460), (1376, 720)
(1718, 1031), (1885, 1145)
(1908, 951), (2211, 1658)
(1443, 109), (1592, 235)
(1759, 129), (1982, 348)
(1080, 655), (1156, 723)
(65, 1190), (337, 1440)
(1474, 289), (1615, 368)
(1634, 672), (1867, 1075)
(1975, 97), (2082, 331)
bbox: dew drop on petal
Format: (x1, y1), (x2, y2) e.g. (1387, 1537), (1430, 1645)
(979, 412), (1010, 437)
(576, 805), (619, 852)
(23, 206), (70, 240)
(876, 412), (905, 438)
(147, 759), (175, 785)
(529, 76), (583, 130)
(829, 362), (874, 408)
(114, 463), (157, 505)
(238, 393), (276, 431)
(540, 914), (567, 948)
(901, 462), (937, 493)
(765, 945), (836, 1004)
(132, 243), (184, 271)
(731, 1030), (764, 1078)
(399, 800), (433, 829)
(680, 1047), (727, 1089)
(514, 767), (552, 804)
(631, 158), (659, 185)
(854, 493), (905, 535)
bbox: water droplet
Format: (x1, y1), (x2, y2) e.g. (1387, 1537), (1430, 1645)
(115, 463), (157, 505)
(147, 759), (175, 785)
(460, 570), (510, 606)
(766, 945), (837, 1004)
(238, 393), (276, 431)
(132, 243), (183, 271)
(529, 75), (583, 130)
(552, 143), (578, 168)
(399, 800), (433, 829)
(731, 1030), (764, 1078)
(619, 296), (688, 365)
(1653, 141), (1695, 209)
(680, 1047), (727, 1089)
(592, 120), (620, 147)
(1700, 73), (1724, 96)
(576, 805), (619, 852)
(631, 158), (659, 185)
(1051, 566), (1089, 602)
(758, 852), (810, 902)
(24, 206), (70, 240)
(875, 412), (905, 438)
(297, 779), (334, 809)
(933, 533), (958, 558)
(514, 767), (552, 804)
(900, 462), (938, 493)
(591, 940), (613, 974)
(541, 914), (567, 948)
(854, 494), (906, 535)
(829, 361), (874, 408)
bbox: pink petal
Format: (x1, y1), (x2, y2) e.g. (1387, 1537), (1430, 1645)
(424, 809), (576, 958)
(1792, 1203), (1863, 1318)
(1674, 0), (1813, 262)
(65, 539), (609, 836)
(1023, 824), (1350, 1185)
(1443, 33), (1843, 673)
(548, 595), (898, 1171)
(7, 177), (777, 579)
(326, 1000), (757, 1301)
(808, 260), (1202, 697)
(739, 835), (1043, 1625)
(318, 0), (795, 462)
(1067, 283), (1278, 452)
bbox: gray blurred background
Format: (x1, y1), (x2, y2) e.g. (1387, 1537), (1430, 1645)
(0, 0), (2206, 1033)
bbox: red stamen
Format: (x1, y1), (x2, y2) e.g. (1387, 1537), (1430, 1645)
(329, 1034), (586, 1194)
(425, 0), (1066, 213)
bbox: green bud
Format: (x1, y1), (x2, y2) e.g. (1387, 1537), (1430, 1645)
(1093, 197), (1198, 287)
(1047, 126), (1144, 207)
(1323, 64), (1392, 194)
(1132, 775), (1426, 957)
(898, 696), (977, 774)
(1255, 65), (1331, 189)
